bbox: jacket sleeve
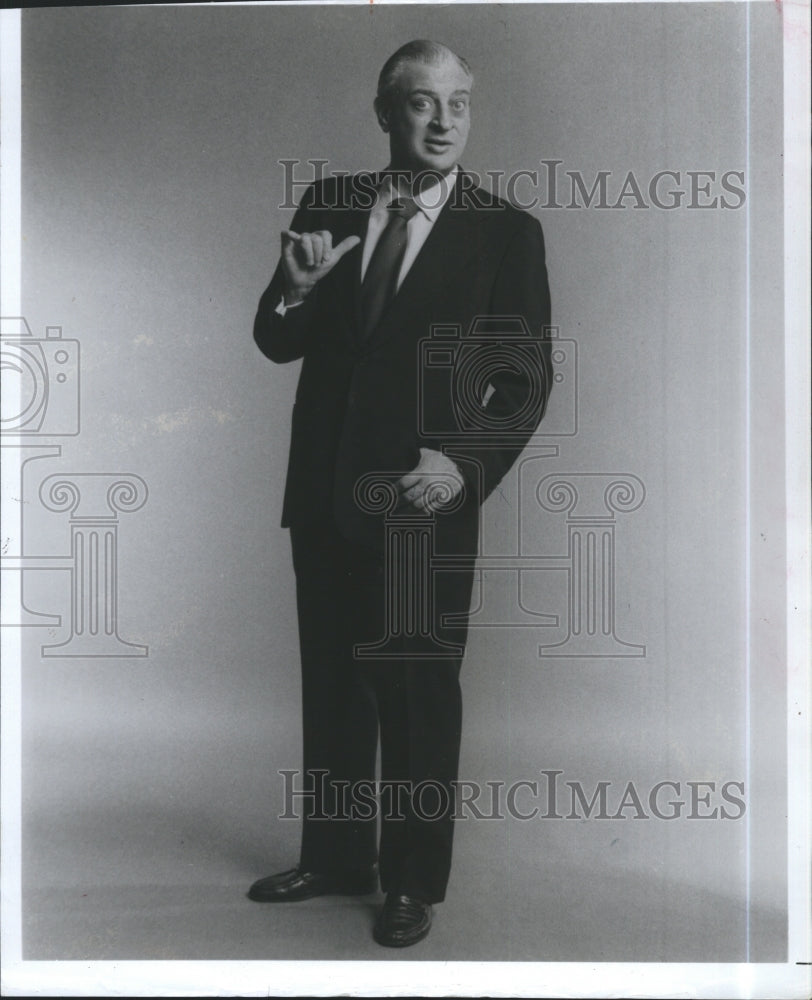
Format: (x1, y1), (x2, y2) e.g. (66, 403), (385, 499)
(457, 213), (553, 502)
(253, 184), (322, 364)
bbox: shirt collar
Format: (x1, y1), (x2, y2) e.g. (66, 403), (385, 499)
(376, 165), (459, 221)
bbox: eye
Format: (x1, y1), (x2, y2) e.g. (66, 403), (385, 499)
(411, 99), (431, 112)
(451, 99), (468, 112)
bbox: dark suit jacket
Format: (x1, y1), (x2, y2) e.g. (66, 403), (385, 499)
(254, 171), (552, 552)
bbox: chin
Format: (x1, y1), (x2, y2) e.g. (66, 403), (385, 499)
(417, 151), (457, 174)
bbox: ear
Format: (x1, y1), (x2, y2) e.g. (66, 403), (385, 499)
(374, 97), (390, 133)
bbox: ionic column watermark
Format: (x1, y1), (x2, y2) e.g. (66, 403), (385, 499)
(352, 473), (467, 660)
(38, 473), (148, 657)
(536, 473), (646, 657)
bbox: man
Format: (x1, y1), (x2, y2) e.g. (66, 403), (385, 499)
(251, 39), (552, 947)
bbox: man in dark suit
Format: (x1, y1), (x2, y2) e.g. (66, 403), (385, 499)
(250, 39), (552, 947)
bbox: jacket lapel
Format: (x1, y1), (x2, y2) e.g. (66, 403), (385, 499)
(318, 174), (374, 351)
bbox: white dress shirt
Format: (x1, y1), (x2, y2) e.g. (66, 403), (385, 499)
(276, 166), (459, 316)
(360, 165), (459, 290)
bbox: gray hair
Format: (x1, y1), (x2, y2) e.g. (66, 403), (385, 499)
(375, 40), (473, 113)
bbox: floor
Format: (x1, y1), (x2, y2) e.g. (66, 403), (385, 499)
(20, 712), (785, 963)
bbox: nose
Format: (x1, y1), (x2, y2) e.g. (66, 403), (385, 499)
(431, 106), (453, 131)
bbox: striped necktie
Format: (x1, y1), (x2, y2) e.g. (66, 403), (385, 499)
(360, 196), (420, 339)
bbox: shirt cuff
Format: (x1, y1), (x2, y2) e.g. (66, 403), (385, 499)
(274, 296), (305, 317)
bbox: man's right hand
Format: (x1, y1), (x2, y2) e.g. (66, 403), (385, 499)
(281, 230), (361, 306)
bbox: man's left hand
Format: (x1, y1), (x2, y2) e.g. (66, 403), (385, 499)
(397, 448), (465, 512)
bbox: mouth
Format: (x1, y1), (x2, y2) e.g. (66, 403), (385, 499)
(424, 138), (454, 152)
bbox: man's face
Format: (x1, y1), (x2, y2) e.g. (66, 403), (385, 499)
(381, 57), (472, 177)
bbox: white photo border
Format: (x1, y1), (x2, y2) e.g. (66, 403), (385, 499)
(1, 1), (809, 996)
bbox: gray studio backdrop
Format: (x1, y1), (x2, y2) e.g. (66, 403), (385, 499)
(17, 2), (785, 962)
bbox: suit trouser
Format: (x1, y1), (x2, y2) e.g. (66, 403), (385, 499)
(290, 517), (475, 903)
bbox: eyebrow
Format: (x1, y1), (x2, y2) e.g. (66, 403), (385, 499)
(408, 88), (471, 98)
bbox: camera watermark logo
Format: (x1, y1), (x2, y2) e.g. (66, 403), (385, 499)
(419, 316), (554, 441)
(418, 319), (576, 441)
(1, 316), (149, 657)
(0, 317), (79, 437)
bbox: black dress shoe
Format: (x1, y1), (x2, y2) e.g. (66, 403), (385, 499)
(373, 893), (433, 947)
(248, 865), (377, 902)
